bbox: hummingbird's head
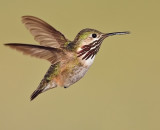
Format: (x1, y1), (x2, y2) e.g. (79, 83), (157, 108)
(75, 28), (129, 60)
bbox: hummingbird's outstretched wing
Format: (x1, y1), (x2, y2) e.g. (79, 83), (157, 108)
(22, 16), (69, 48)
(5, 43), (64, 64)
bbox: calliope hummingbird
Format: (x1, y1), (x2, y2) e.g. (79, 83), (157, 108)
(5, 16), (130, 100)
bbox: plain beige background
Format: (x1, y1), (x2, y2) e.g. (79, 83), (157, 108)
(0, 0), (160, 130)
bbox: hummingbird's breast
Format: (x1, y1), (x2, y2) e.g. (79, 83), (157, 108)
(55, 50), (95, 87)
(53, 49), (95, 88)
(78, 55), (95, 67)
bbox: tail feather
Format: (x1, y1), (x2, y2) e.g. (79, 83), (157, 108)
(30, 64), (59, 101)
(30, 89), (43, 101)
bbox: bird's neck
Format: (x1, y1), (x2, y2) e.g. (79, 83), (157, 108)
(65, 41), (97, 67)
(76, 44), (96, 67)
(76, 39), (101, 60)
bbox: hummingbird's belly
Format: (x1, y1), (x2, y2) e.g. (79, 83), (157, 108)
(62, 56), (95, 87)
(63, 65), (89, 87)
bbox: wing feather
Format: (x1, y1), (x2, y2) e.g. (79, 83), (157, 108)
(5, 43), (64, 64)
(22, 16), (69, 48)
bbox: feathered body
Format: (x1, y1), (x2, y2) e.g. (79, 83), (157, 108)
(5, 16), (129, 100)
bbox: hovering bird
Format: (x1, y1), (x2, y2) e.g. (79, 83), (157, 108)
(5, 16), (129, 100)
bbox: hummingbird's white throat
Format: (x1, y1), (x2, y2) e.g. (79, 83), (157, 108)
(77, 35), (103, 62)
(77, 46), (95, 67)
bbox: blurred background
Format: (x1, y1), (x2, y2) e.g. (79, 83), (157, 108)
(0, 0), (160, 130)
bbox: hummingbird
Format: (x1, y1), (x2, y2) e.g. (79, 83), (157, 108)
(5, 16), (129, 100)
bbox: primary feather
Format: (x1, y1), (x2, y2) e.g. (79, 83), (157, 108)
(4, 43), (64, 64)
(21, 16), (69, 48)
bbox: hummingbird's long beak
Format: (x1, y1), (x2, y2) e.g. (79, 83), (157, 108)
(103, 31), (130, 38)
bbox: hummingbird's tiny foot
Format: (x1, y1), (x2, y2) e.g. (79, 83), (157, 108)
(64, 86), (68, 88)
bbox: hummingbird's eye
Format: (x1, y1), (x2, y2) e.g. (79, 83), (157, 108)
(92, 33), (97, 38)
